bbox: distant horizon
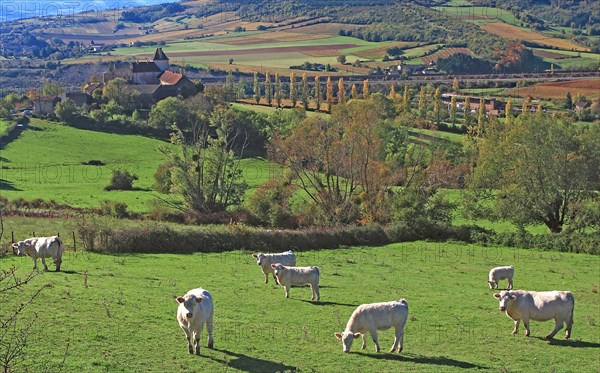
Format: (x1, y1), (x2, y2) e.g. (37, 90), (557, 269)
(0, 0), (180, 22)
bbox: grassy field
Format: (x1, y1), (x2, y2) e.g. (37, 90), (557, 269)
(480, 23), (589, 52)
(0, 119), (279, 212)
(0, 119), (8, 136)
(502, 79), (600, 100)
(0, 242), (598, 372)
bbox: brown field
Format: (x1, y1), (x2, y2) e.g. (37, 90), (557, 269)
(422, 47), (474, 65)
(352, 41), (419, 59)
(292, 22), (361, 35)
(502, 79), (600, 100)
(481, 23), (589, 51)
(210, 31), (329, 45)
(532, 49), (573, 59)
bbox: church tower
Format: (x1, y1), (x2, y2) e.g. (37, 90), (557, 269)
(153, 47), (170, 71)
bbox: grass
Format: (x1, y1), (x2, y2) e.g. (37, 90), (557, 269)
(0, 119), (279, 212)
(0, 119), (9, 136)
(0, 242), (598, 372)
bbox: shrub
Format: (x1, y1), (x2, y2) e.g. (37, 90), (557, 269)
(105, 169), (138, 191)
(100, 200), (129, 219)
(246, 178), (296, 228)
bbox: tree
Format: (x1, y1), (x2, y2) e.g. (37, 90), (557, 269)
(521, 97), (530, 116)
(564, 92), (573, 109)
(337, 78), (346, 105)
(403, 85), (410, 113)
(42, 81), (63, 96)
(158, 107), (249, 215)
(265, 72), (273, 106)
(389, 83), (396, 101)
(452, 77), (460, 92)
(289, 71), (297, 108)
(253, 72), (261, 104)
(314, 75), (322, 111)
(224, 71), (235, 102)
(301, 73), (309, 110)
(54, 98), (82, 124)
(478, 98), (486, 130)
(148, 97), (195, 130)
(105, 169), (138, 190)
(337, 55), (347, 65)
(464, 96), (472, 127)
(102, 78), (140, 113)
(326, 76), (334, 112)
(351, 84), (358, 100)
(467, 114), (600, 233)
(418, 85), (427, 119)
(362, 79), (369, 99)
(450, 96), (457, 125)
(505, 100), (513, 126)
(275, 73), (283, 108)
(433, 87), (442, 126)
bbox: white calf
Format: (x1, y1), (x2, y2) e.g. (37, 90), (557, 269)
(493, 290), (574, 339)
(488, 265), (514, 289)
(270, 263), (320, 300)
(176, 288), (214, 355)
(252, 250), (296, 284)
(12, 236), (63, 271)
(335, 299), (409, 353)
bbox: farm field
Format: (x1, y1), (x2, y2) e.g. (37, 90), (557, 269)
(502, 79), (600, 100)
(480, 23), (589, 52)
(0, 119), (278, 211)
(434, 6), (519, 25)
(1, 243), (598, 372)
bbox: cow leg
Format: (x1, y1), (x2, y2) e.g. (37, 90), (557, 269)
(508, 278), (513, 290)
(55, 258), (62, 271)
(32, 258), (38, 270)
(566, 312), (574, 339)
(206, 318), (214, 349)
(284, 284), (290, 298)
(545, 318), (564, 340)
(361, 334), (367, 350)
(522, 317), (531, 337)
(264, 273), (269, 284)
(390, 327), (404, 353)
(313, 284), (320, 301)
(41, 257), (48, 271)
(512, 319), (520, 335)
(181, 327), (193, 354)
(371, 330), (381, 353)
(193, 326), (203, 355)
(273, 273), (280, 285)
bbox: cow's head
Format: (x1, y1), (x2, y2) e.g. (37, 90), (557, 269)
(335, 331), (361, 353)
(493, 291), (516, 312)
(252, 253), (265, 266)
(270, 263), (285, 277)
(11, 240), (31, 256)
(176, 294), (204, 319)
(488, 280), (496, 289)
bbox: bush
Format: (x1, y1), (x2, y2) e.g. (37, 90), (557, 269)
(246, 178), (296, 228)
(105, 169), (138, 191)
(99, 200), (129, 219)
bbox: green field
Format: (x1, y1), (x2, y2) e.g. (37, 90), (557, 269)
(1, 242), (598, 372)
(0, 119), (279, 212)
(0, 119), (9, 136)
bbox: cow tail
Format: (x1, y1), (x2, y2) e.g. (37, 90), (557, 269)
(568, 293), (575, 328)
(57, 236), (64, 255)
(314, 266), (320, 275)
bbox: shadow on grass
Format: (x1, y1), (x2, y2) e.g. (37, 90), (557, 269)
(299, 299), (358, 307)
(211, 348), (296, 372)
(534, 337), (600, 348)
(58, 270), (79, 275)
(356, 352), (487, 369)
(0, 179), (21, 191)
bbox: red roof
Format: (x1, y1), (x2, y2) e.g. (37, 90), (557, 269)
(159, 70), (183, 85)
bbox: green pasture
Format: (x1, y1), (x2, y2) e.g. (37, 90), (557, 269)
(0, 242), (598, 372)
(0, 119), (8, 136)
(460, 88), (506, 96)
(0, 119), (278, 212)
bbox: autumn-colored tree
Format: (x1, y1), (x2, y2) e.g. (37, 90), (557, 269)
(351, 84), (358, 100)
(338, 78), (346, 105)
(477, 98), (487, 134)
(433, 87), (441, 126)
(326, 76), (334, 112)
(253, 72), (261, 104)
(450, 96), (457, 125)
(418, 85), (427, 119)
(289, 71), (297, 108)
(389, 83), (396, 101)
(403, 85), (410, 113)
(521, 96), (530, 116)
(275, 73), (283, 108)
(536, 104), (543, 116)
(302, 73), (309, 110)
(314, 75), (322, 111)
(452, 77), (459, 92)
(265, 72), (273, 106)
(464, 96), (472, 127)
(362, 79), (370, 99)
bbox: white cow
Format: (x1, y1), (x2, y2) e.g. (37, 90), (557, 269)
(252, 250), (296, 284)
(176, 288), (214, 355)
(488, 265), (514, 289)
(12, 236), (63, 271)
(493, 290), (574, 339)
(335, 299), (409, 353)
(270, 263), (320, 300)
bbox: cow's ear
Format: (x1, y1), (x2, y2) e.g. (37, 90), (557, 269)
(176, 297), (185, 303)
(493, 293), (501, 299)
(271, 264), (277, 269)
(25, 241), (32, 247)
(195, 296), (204, 303)
(334, 332), (342, 340)
(11, 243), (18, 248)
(353, 333), (361, 338)
(509, 294), (517, 300)
(252, 253), (258, 258)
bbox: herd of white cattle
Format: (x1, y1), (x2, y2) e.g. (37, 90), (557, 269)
(10, 240), (575, 355)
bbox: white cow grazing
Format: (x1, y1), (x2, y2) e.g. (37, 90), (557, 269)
(12, 236), (63, 271)
(488, 265), (514, 289)
(176, 288), (214, 355)
(270, 263), (320, 300)
(493, 290), (574, 339)
(335, 299), (409, 353)
(252, 250), (296, 284)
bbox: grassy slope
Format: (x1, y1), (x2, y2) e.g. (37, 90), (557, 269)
(0, 119), (8, 136)
(0, 243), (598, 372)
(0, 119), (278, 212)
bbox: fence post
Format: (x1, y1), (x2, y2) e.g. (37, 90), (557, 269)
(33, 232), (35, 237)
(11, 231), (14, 243)
(72, 231), (76, 253)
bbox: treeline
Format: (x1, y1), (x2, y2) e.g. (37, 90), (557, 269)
(120, 3), (187, 23)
